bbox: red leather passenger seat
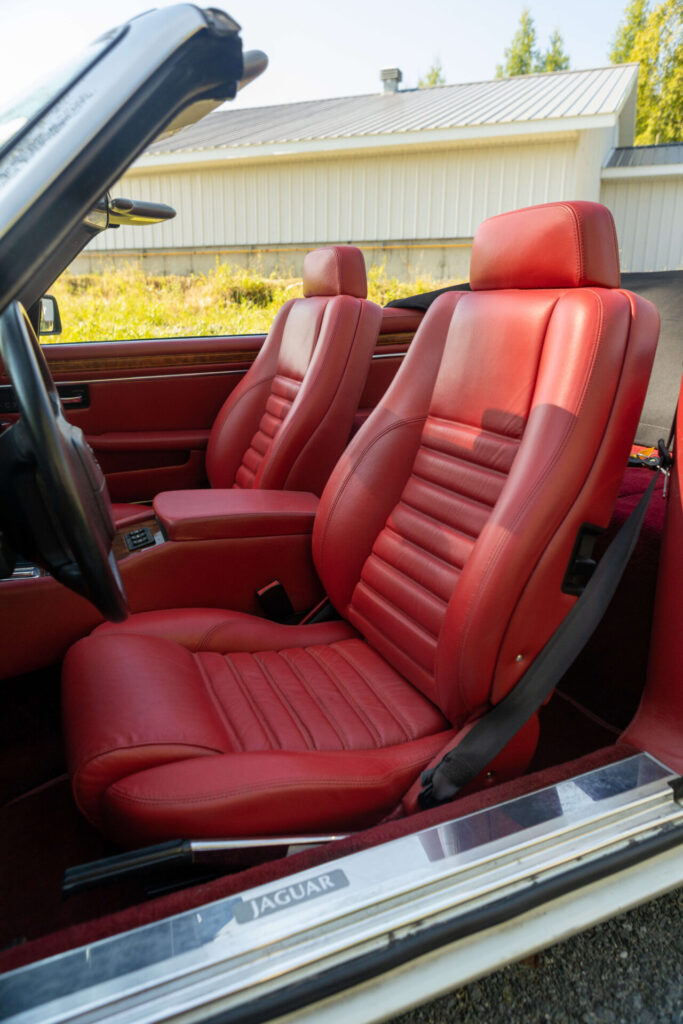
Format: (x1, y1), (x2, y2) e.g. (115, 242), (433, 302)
(63, 202), (660, 846)
(112, 245), (381, 526)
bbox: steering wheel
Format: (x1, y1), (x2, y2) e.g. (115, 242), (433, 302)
(0, 301), (128, 621)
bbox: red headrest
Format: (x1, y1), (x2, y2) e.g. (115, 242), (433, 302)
(303, 245), (368, 298)
(470, 201), (620, 291)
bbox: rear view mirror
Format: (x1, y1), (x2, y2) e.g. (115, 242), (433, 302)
(38, 295), (62, 336)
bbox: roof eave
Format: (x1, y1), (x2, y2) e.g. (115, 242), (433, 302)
(130, 113), (620, 173)
(602, 163), (683, 180)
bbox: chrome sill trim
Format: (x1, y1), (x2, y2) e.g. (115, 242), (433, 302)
(2, 754), (680, 1024)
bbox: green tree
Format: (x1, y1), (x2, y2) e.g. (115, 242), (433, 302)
(418, 59), (445, 88)
(610, 0), (649, 62)
(609, 0), (683, 144)
(496, 8), (538, 77)
(539, 29), (571, 71)
(496, 10), (571, 76)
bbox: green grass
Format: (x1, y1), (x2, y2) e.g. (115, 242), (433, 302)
(48, 261), (452, 343)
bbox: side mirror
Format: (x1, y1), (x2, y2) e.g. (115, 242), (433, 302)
(38, 295), (62, 337)
(107, 197), (176, 226)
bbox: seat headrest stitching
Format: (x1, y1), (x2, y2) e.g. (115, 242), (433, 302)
(334, 247), (343, 293)
(562, 203), (584, 284)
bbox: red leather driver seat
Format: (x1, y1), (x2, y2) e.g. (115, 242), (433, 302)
(112, 245), (381, 527)
(63, 202), (660, 847)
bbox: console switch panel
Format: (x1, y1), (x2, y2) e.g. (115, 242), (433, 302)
(124, 526), (155, 552)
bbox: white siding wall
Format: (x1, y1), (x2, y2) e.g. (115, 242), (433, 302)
(90, 135), (587, 253)
(600, 176), (683, 272)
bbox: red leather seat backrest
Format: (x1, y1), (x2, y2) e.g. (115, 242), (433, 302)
(313, 201), (659, 726)
(205, 246), (381, 495)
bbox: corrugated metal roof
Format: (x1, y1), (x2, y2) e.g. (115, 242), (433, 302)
(147, 65), (637, 155)
(605, 143), (683, 167)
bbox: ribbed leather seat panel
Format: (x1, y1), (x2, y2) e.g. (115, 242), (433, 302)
(194, 637), (448, 753)
(234, 373), (301, 488)
(349, 414), (522, 690)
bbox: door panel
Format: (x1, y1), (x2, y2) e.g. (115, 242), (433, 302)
(1, 310), (424, 500)
(41, 334), (264, 500)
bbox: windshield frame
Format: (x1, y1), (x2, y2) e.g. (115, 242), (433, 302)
(0, 26), (127, 162)
(0, 5), (244, 318)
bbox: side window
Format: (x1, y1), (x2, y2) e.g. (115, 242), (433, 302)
(45, 261), (446, 345)
(41, 188), (453, 345)
(45, 262), (303, 345)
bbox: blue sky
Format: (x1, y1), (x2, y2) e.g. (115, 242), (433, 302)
(0, 0), (631, 111)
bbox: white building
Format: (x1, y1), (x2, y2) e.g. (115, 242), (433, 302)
(81, 64), (683, 278)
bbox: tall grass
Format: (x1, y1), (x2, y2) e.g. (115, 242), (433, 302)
(48, 261), (451, 343)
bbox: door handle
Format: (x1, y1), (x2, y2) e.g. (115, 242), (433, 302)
(57, 384), (90, 409)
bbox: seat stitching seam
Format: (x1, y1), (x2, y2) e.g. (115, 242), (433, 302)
(397, 496), (481, 546)
(197, 620), (232, 651)
(418, 441), (510, 478)
(384, 522), (466, 574)
(252, 652), (315, 750)
(369, 550), (450, 607)
(425, 414), (523, 444)
(355, 579), (440, 641)
(257, 302), (329, 488)
(220, 654), (281, 749)
(278, 650), (349, 749)
(560, 202), (583, 282)
(329, 642), (418, 740)
(282, 299), (366, 489)
(304, 646), (384, 747)
(77, 741), (224, 777)
(106, 749), (446, 805)
(193, 654), (244, 753)
(409, 465), (501, 509)
(349, 607), (434, 679)
(238, 373), (300, 487)
(318, 416), (427, 558)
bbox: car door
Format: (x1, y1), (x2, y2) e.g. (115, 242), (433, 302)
(23, 305), (424, 503)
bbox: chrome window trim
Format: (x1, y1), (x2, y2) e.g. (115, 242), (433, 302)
(43, 350), (404, 387)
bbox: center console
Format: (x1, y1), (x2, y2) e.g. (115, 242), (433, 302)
(1, 490), (323, 679)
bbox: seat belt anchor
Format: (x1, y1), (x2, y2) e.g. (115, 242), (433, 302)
(418, 767), (437, 810)
(656, 438), (673, 499)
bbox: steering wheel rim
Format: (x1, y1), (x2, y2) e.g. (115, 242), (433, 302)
(0, 301), (128, 620)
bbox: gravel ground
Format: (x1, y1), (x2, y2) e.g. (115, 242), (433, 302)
(391, 887), (683, 1024)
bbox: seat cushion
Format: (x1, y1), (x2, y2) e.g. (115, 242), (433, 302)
(63, 610), (451, 844)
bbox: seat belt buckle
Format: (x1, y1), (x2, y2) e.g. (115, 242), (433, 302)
(256, 580), (296, 623)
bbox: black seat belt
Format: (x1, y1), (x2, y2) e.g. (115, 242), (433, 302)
(420, 424), (676, 810)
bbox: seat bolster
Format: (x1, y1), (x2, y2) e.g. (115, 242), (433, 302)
(100, 735), (452, 846)
(257, 296), (381, 495)
(63, 633), (228, 825)
(206, 299), (298, 489)
(92, 607), (358, 652)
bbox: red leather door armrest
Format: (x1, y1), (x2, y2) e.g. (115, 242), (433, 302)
(153, 489), (319, 541)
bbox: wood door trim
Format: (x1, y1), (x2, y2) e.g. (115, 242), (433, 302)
(45, 349), (260, 374)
